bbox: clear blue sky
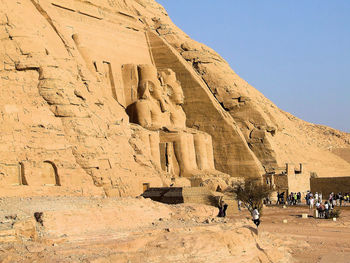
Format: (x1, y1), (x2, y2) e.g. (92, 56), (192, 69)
(157, 0), (350, 133)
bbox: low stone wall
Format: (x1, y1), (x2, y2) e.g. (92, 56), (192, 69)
(310, 177), (350, 195)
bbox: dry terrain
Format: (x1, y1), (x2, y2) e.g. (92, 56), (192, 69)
(0, 197), (349, 262)
(257, 205), (350, 263)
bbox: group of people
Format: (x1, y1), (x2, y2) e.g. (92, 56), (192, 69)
(218, 190), (349, 227)
(307, 191), (350, 209)
(306, 191), (320, 208)
(287, 192), (302, 205)
(305, 191), (349, 219)
(315, 200), (333, 219)
(276, 191), (302, 205)
(276, 190), (350, 209)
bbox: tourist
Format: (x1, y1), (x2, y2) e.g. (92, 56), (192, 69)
(315, 200), (320, 209)
(294, 192), (298, 205)
(280, 192), (285, 204)
(288, 193), (291, 205)
(238, 200), (242, 211)
(277, 192), (285, 205)
(332, 197), (336, 208)
(324, 201), (329, 219)
(315, 192), (319, 203)
(252, 207), (260, 228)
(218, 200), (228, 217)
(305, 192), (310, 205)
(318, 202), (325, 218)
(297, 192), (301, 203)
(339, 192), (343, 206)
(222, 202), (228, 217)
(217, 199), (224, 217)
(319, 192), (323, 203)
(309, 196), (315, 210)
(329, 192), (334, 204)
(335, 193), (340, 206)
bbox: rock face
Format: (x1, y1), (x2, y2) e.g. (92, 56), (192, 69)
(0, 0), (349, 197)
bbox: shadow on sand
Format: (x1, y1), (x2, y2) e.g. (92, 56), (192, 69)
(243, 225), (258, 236)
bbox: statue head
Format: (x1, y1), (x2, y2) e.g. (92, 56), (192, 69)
(137, 64), (168, 112)
(161, 69), (184, 105)
(137, 65), (162, 99)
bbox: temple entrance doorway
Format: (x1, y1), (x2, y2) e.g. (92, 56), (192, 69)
(159, 142), (180, 177)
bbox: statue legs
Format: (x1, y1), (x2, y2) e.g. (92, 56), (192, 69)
(160, 131), (198, 177)
(192, 132), (215, 171)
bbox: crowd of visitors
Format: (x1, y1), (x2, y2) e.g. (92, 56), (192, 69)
(276, 191), (302, 205)
(276, 191), (350, 208)
(286, 190), (348, 219)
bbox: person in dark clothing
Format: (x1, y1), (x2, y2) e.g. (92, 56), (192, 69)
(218, 199), (228, 217)
(281, 192), (285, 204)
(222, 202), (228, 217)
(297, 192), (301, 203)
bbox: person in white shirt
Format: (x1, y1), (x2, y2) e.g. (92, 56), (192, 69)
(252, 207), (260, 227)
(324, 201), (330, 218)
(238, 200), (242, 211)
(309, 197), (315, 210)
(316, 201), (320, 209)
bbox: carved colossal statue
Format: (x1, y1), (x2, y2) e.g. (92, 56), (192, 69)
(161, 69), (215, 172)
(127, 64), (216, 177)
(128, 65), (169, 130)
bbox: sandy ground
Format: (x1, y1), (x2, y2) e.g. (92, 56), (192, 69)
(0, 197), (350, 262)
(235, 205), (350, 263)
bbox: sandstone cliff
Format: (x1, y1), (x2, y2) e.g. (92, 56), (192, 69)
(0, 0), (349, 197)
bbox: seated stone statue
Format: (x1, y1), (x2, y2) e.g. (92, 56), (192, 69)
(160, 69), (215, 172)
(127, 65), (169, 130)
(127, 64), (220, 179)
